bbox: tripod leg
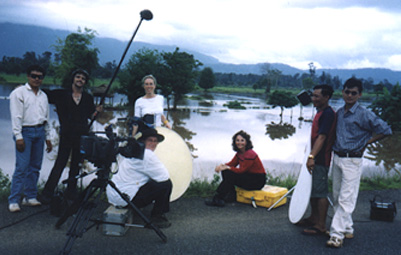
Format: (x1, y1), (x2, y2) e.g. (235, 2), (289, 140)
(56, 178), (99, 228)
(60, 200), (98, 255)
(327, 196), (333, 207)
(59, 180), (106, 254)
(107, 180), (167, 243)
(267, 186), (295, 211)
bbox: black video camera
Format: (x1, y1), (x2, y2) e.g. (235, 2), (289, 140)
(80, 125), (145, 167)
(296, 90), (313, 106)
(80, 134), (114, 167)
(119, 114), (155, 137)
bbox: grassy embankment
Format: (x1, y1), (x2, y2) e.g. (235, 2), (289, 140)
(1, 169), (400, 201)
(1, 72), (378, 101)
(0, 73), (115, 87)
(201, 86), (380, 101)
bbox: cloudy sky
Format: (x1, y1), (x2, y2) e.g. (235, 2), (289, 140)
(1, 0), (401, 70)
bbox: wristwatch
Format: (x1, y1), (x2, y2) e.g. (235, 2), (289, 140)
(308, 154), (315, 160)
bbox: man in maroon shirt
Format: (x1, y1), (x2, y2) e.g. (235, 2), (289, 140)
(301, 84), (336, 236)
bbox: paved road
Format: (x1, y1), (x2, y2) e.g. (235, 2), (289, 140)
(0, 189), (400, 255)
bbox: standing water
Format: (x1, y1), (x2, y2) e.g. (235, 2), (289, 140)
(0, 84), (398, 185)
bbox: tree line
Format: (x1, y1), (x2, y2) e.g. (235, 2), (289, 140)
(0, 28), (208, 110)
(215, 62), (394, 94)
(0, 28), (399, 121)
(2, 49), (395, 97)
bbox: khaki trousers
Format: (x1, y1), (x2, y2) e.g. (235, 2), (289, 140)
(329, 154), (363, 239)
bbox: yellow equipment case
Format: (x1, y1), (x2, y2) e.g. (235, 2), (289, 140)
(236, 185), (288, 209)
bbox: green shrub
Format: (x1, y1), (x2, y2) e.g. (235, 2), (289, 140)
(0, 169), (11, 201)
(265, 172), (297, 190)
(198, 100), (214, 107)
(184, 174), (220, 198)
(369, 85), (401, 131)
(223, 100), (246, 109)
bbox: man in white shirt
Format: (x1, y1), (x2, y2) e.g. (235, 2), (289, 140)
(8, 65), (52, 212)
(107, 128), (172, 228)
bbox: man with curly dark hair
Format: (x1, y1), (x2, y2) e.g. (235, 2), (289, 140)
(38, 69), (101, 204)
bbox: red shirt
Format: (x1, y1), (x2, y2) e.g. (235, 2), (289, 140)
(311, 106), (336, 166)
(226, 149), (266, 174)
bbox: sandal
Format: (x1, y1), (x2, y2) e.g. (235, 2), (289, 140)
(302, 227), (328, 236)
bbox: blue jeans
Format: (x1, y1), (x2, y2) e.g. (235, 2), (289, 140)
(9, 126), (45, 204)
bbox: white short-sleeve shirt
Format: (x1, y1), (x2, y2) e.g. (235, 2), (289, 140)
(134, 95), (164, 127)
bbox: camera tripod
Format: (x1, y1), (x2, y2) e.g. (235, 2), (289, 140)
(56, 165), (167, 255)
(51, 8), (161, 254)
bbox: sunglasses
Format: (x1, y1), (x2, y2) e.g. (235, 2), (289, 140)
(29, 74), (44, 80)
(344, 90), (359, 96)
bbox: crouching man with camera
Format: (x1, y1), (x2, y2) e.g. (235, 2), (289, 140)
(106, 129), (173, 228)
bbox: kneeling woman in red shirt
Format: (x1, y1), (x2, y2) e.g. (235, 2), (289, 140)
(205, 130), (266, 207)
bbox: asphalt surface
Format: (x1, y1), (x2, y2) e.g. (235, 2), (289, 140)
(0, 189), (400, 255)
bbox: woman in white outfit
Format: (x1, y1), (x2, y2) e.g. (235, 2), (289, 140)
(134, 75), (171, 130)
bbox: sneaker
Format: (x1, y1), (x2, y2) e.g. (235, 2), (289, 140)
(205, 197), (225, 207)
(9, 203), (21, 213)
(150, 214), (171, 228)
(22, 198), (41, 206)
(326, 236), (343, 248)
(345, 232), (354, 239)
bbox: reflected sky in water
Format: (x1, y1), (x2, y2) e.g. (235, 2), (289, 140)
(176, 94), (317, 180)
(0, 85), (392, 183)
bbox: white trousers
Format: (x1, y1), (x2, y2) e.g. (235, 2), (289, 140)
(330, 154), (363, 239)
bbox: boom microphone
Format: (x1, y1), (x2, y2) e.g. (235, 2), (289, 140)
(89, 9), (153, 128)
(140, 9), (153, 20)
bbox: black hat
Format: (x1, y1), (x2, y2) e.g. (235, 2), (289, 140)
(140, 128), (164, 142)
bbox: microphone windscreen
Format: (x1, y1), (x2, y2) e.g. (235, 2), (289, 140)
(140, 10), (153, 20)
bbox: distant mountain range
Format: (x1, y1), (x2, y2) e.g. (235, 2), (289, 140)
(1, 22), (401, 84)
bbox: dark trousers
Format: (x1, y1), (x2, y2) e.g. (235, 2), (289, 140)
(42, 134), (82, 198)
(132, 179), (172, 216)
(216, 170), (266, 200)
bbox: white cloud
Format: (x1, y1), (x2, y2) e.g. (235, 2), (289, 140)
(387, 55), (401, 71)
(2, 0), (401, 70)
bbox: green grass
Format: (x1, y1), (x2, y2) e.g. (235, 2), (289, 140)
(266, 172), (297, 190)
(204, 86), (264, 94)
(184, 172), (401, 199)
(1, 167), (400, 201)
(0, 169), (11, 201)
(90, 78), (120, 88)
(223, 100), (246, 109)
(0, 72), (120, 89)
(359, 174), (401, 190)
(196, 86), (379, 102)
(183, 174), (221, 198)
(187, 95), (206, 100)
(1, 73), (380, 102)
(0, 72), (32, 85)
